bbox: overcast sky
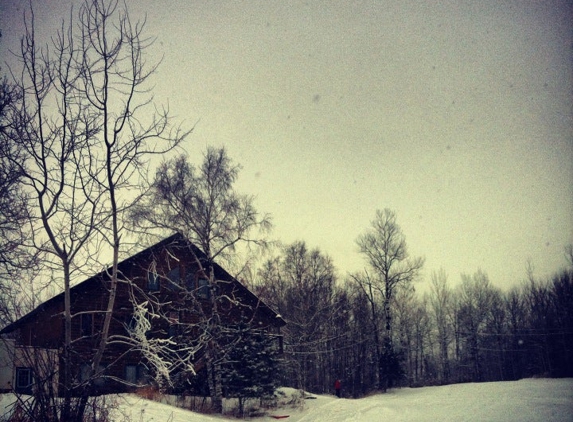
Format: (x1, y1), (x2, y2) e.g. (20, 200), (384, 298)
(2, 0), (572, 289)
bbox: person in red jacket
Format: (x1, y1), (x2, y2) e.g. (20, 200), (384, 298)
(334, 379), (341, 398)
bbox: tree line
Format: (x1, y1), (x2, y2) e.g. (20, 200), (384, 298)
(253, 233), (573, 397)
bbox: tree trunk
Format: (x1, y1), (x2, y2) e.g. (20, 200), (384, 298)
(206, 261), (224, 413)
(62, 261), (72, 422)
(366, 284), (382, 391)
(206, 354), (223, 413)
(381, 288), (392, 392)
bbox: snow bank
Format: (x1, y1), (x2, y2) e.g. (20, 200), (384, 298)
(1, 378), (571, 421)
(117, 378), (573, 422)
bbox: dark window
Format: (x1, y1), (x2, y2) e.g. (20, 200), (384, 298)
(138, 365), (149, 383)
(125, 365), (137, 385)
(197, 278), (210, 299)
(81, 313), (93, 337)
(166, 266), (180, 291)
(125, 364), (148, 385)
(271, 335), (284, 354)
(184, 272), (195, 290)
(80, 364), (91, 382)
(148, 267), (159, 291)
(94, 364), (106, 387)
(15, 367), (33, 394)
(79, 364), (106, 387)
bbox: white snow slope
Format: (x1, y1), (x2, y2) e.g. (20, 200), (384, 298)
(114, 378), (573, 422)
(1, 378), (571, 421)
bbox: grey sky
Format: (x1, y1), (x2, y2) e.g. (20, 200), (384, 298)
(2, 0), (572, 288)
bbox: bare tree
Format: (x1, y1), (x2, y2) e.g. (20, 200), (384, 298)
(549, 268), (573, 377)
(0, 76), (45, 324)
(354, 209), (424, 391)
(429, 268), (452, 383)
(394, 286), (433, 386)
(256, 241), (340, 393)
(1, 45), (53, 397)
(131, 147), (271, 413)
(349, 269), (385, 389)
(455, 270), (496, 382)
(4, 0), (187, 419)
(504, 286), (527, 379)
(0, 78), (26, 269)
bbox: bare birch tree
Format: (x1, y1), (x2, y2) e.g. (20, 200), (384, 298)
(4, 0), (187, 419)
(131, 147), (271, 412)
(354, 208), (424, 391)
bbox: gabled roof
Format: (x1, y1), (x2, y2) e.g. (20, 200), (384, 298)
(0, 233), (285, 335)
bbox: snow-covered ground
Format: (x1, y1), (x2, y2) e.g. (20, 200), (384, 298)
(1, 378), (572, 421)
(115, 378), (573, 422)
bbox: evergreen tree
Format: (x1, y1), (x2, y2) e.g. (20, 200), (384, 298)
(221, 324), (281, 415)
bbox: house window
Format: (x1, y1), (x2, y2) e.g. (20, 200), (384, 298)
(80, 364), (91, 382)
(270, 335), (284, 354)
(184, 273), (211, 300)
(166, 266), (180, 291)
(81, 313), (93, 337)
(197, 278), (210, 299)
(15, 367), (33, 394)
(94, 364), (107, 387)
(148, 264), (159, 291)
(125, 364), (148, 385)
(80, 364), (106, 387)
(184, 272), (194, 290)
(125, 365), (137, 385)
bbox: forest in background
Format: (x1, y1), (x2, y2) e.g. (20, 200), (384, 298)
(253, 238), (573, 397)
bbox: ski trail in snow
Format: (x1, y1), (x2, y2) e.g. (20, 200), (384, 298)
(294, 396), (396, 422)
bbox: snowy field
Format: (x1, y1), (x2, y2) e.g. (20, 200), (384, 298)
(1, 378), (571, 421)
(115, 378), (573, 422)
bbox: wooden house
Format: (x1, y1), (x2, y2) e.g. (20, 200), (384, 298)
(0, 233), (285, 395)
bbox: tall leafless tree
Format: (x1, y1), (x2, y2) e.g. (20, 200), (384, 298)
(354, 209), (424, 391)
(455, 270), (496, 382)
(131, 147), (271, 412)
(4, 0), (187, 419)
(429, 268), (453, 383)
(0, 77), (41, 323)
(256, 241), (341, 392)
